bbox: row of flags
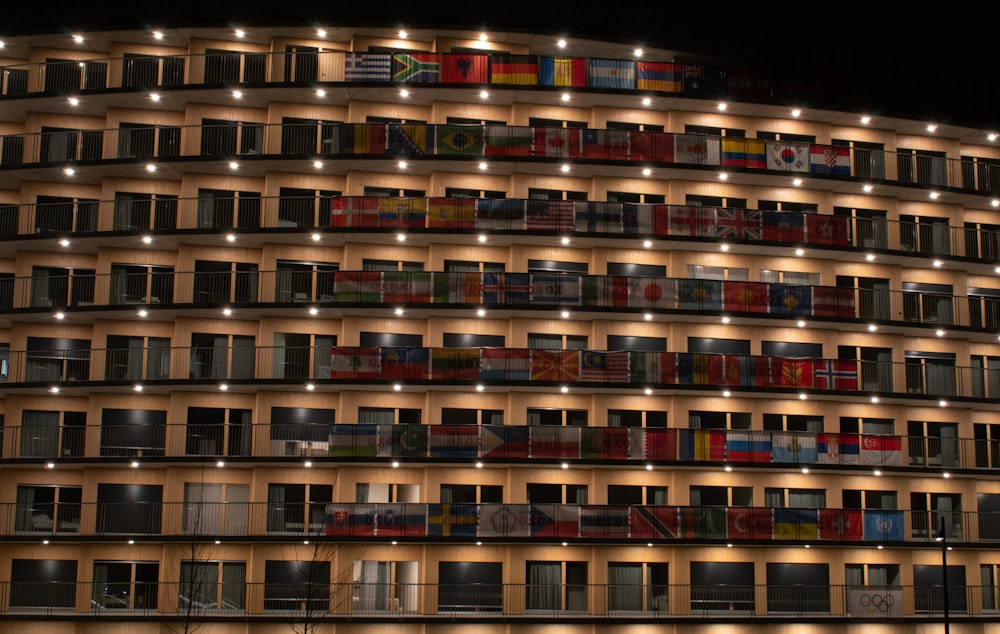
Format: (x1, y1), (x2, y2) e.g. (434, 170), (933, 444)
(330, 347), (860, 389)
(330, 52), (726, 96)
(324, 502), (908, 540)
(326, 424), (904, 465)
(322, 271), (857, 316)
(324, 124), (851, 175)
(332, 196), (853, 245)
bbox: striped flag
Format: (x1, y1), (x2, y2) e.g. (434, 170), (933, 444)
(580, 350), (630, 382)
(391, 52), (439, 83)
(330, 347), (380, 379)
(636, 61), (681, 92)
(344, 53), (392, 82)
(589, 58), (636, 89)
(490, 55), (538, 84)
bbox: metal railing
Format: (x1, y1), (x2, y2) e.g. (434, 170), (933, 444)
(0, 580), (991, 619)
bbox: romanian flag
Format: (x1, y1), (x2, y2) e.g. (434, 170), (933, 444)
(774, 508), (818, 540)
(339, 123), (388, 154)
(439, 53), (489, 83)
(330, 347), (381, 379)
(490, 54), (538, 85)
(530, 349), (579, 382)
(430, 348), (481, 381)
(484, 125), (532, 156)
(636, 61), (681, 92)
(428, 503), (478, 536)
(435, 125), (484, 155)
(539, 56), (586, 87)
(427, 197), (476, 228)
(391, 52), (439, 83)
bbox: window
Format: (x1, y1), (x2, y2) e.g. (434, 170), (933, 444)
(968, 287), (1000, 330)
(356, 483), (420, 503)
(44, 57), (105, 91)
(183, 482), (249, 536)
(690, 485), (752, 506)
(756, 131), (816, 143)
(759, 270), (820, 286)
(358, 407), (421, 425)
(608, 562), (668, 611)
(905, 351), (956, 396)
(764, 488), (826, 508)
(30, 266), (95, 307)
(914, 565), (966, 613)
(193, 260), (259, 304)
(279, 118), (337, 155)
(607, 335), (667, 352)
(689, 410), (751, 430)
(353, 560), (418, 612)
(109, 263), (175, 305)
(527, 483), (588, 504)
(965, 222), (1000, 260)
(359, 331), (423, 348)
(438, 562), (502, 612)
(443, 259), (505, 273)
(442, 333), (505, 348)
(832, 139), (885, 180)
(199, 118), (263, 156)
(900, 214), (950, 255)
(92, 561), (158, 610)
(608, 409), (667, 428)
(25, 336), (90, 382)
(365, 115), (427, 124)
(270, 407), (334, 455)
(273, 332), (336, 379)
(757, 200), (818, 213)
(690, 562), (753, 612)
(100, 408), (166, 457)
(186, 407), (252, 456)
(839, 345), (893, 392)
(527, 259), (588, 274)
(267, 484), (331, 533)
(277, 187), (341, 227)
(445, 187), (506, 199)
(362, 259), (424, 272)
(606, 191), (666, 204)
(275, 260), (338, 303)
(179, 561), (246, 611)
(760, 341), (822, 358)
(527, 333), (588, 349)
(910, 491), (962, 539)
(607, 485), (668, 505)
(902, 282), (953, 325)
(766, 563), (829, 613)
(263, 560), (330, 611)
(441, 484), (502, 503)
(607, 121), (664, 132)
(845, 564), (901, 616)
(441, 407), (504, 425)
(116, 122), (157, 160)
(897, 148), (947, 186)
(121, 53), (185, 88)
(364, 186), (426, 198)
(833, 206), (888, 249)
(836, 275), (890, 320)
(112, 192), (178, 230)
(190, 333), (255, 380)
(196, 189), (261, 229)
(686, 194), (748, 208)
(975, 422), (1000, 468)
(446, 116), (505, 125)
(526, 561), (587, 611)
(527, 408), (587, 426)
(907, 420), (959, 468)
(687, 338), (750, 356)
(839, 417), (894, 435)
(9, 559), (77, 608)
(764, 413), (823, 432)
(96, 483), (162, 534)
(203, 48), (265, 83)
(527, 188), (588, 201)
(842, 489), (897, 509)
(983, 564), (1000, 611)
(528, 117), (588, 129)
(607, 262), (667, 277)
(19, 410), (85, 458)
(39, 127), (103, 164)
(105, 335), (170, 381)
(687, 264), (748, 281)
(15, 485), (81, 533)
(685, 124), (744, 137)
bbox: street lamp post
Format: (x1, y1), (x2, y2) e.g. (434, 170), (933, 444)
(935, 515), (951, 634)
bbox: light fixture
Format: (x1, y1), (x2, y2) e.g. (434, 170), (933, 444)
(860, 115), (872, 125)
(152, 30), (164, 40)
(644, 388), (653, 395)
(720, 244), (729, 252)
(645, 464), (653, 471)
(133, 385), (143, 392)
(561, 310), (570, 319)
(63, 167), (75, 176)
(721, 316), (731, 324)
(68, 97), (79, 106)
(476, 462), (484, 468)
(59, 239), (70, 247)
(932, 260), (943, 267)
(234, 29), (246, 38)
(723, 390), (731, 397)
(643, 240), (652, 248)
(718, 172), (728, 180)
(311, 232), (321, 241)
(868, 324), (878, 332)
(561, 93), (570, 102)
(633, 48), (643, 57)
(726, 543), (733, 548)
(557, 38), (567, 48)
(873, 469), (882, 476)
(799, 393), (807, 400)
(313, 161), (323, 169)
(561, 463), (569, 469)
(642, 97), (652, 106)
(73, 34), (85, 43)
(929, 191), (940, 199)
(560, 236), (570, 245)
(305, 383), (315, 391)
(393, 384), (402, 391)
(644, 313), (653, 321)
(398, 30), (408, 39)
(316, 89), (326, 97)
(870, 396), (880, 404)
(927, 124), (938, 133)
(724, 465), (733, 473)
(316, 29), (327, 37)
(232, 90), (242, 99)
(149, 92), (160, 102)
(0, 41), (5, 49)
(222, 308), (232, 316)
(479, 33), (488, 41)
(47, 463), (55, 469)
(561, 164), (570, 173)
(400, 89), (409, 98)
(394, 307), (404, 316)
(226, 233), (236, 242)
(396, 233), (406, 242)
(478, 234), (487, 242)
(137, 309), (148, 317)
(54, 312), (65, 320)
(801, 467), (809, 474)
(128, 540), (135, 545)
(717, 102), (727, 111)
(305, 460), (313, 468)
(49, 386), (60, 393)
(804, 544), (810, 549)
(392, 461), (400, 467)
(479, 162), (488, 170)
(938, 400), (948, 407)
(791, 109), (802, 117)
(218, 383), (228, 391)
(642, 167), (652, 176)
(398, 160), (407, 169)
(797, 320), (806, 327)
(476, 384), (484, 392)
(479, 90), (489, 99)
(477, 308), (486, 317)
(863, 184), (873, 193)
(145, 163), (158, 173)
(308, 307), (319, 315)
(989, 133), (998, 142)
(795, 248), (805, 256)
(130, 461), (140, 468)
(560, 386), (569, 393)
(936, 329), (946, 337)
(228, 161), (239, 170)
(793, 178), (803, 186)
(942, 471), (951, 478)
(993, 199), (1000, 207)
(865, 253), (876, 261)
(877, 544), (883, 550)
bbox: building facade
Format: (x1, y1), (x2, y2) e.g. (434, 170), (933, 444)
(0, 19), (998, 634)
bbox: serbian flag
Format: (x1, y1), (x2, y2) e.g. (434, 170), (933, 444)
(819, 509), (862, 540)
(330, 347), (380, 379)
(727, 507), (774, 540)
(817, 432), (860, 464)
(812, 286), (856, 318)
(530, 426), (580, 458)
(806, 214), (850, 245)
(723, 281), (768, 313)
(439, 53), (488, 83)
(480, 347), (530, 381)
(809, 144), (850, 175)
(773, 508), (818, 540)
(580, 427), (630, 460)
(726, 430), (771, 463)
(766, 141), (810, 172)
(644, 428), (678, 460)
(530, 349), (579, 382)
(580, 350), (630, 382)
(490, 54), (538, 85)
(629, 131), (673, 162)
(772, 357), (814, 388)
(636, 61), (681, 92)
(539, 56), (586, 87)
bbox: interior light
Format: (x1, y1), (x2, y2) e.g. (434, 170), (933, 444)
(228, 161), (239, 170)
(560, 386), (569, 393)
(863, 184), (873, 192)
(870, 396), (880, 404)
(561, 463), (569, 469)
(54, 312), (65, 320)
(133, 385), (143, 392)
(799, 393), (807, 400)
(793, 178), (803, 186)
(992, 200), (1000, 207)
(633, 48), (643, 57)
(722, 390), (731, 397)
(795, 248), (805, 256)
(392, 461), (400, 467)
(145, 163), (157, 172)
(478, 234), (487, 243)
(400, 89), (409, 98)
(304, 460), (313, 467)
(939, 400), (948, 408)
(720, 244), (730, 252)
(305, 384), (315, 391)
(398, 30), (408, 39)
(561, 93), (570, 102)
(927, 124), (938, 132)
(313, 161), (323, 169)
(642, 167), (652, 176)
(316, 89), (326, 97)
(932, 260), (942, 267)
(226, 233), (236, 242)
(561, 164), (570, 173)
(801, 467), (809, 473)
(645, 464), (653, 471)
(50, 386), (60, 393)
(316, 29), (327, 38)
(398, 160), (407, 169)
(721, 316), (731, 324)
(232, 90), (242, 99)
(130, 461), (140, 468)
(476, 385), (484, 392)
(936, 329), (946, 337)
(47, 463), (55, 469)
(68, 97), (79, 106)
(868, 324), (878, 332)
(643, 240), (652, 248)
(308, 307), (319, 315)
(479, 90), (489, 99)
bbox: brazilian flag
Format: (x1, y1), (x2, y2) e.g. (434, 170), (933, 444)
(434, 125), (484, 155)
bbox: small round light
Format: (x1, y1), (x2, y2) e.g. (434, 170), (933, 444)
(476, 462), (483, 468)
(398, 30), (408, 39)
(47, 463), (55, 469)
(222, 308), (232, 316)
(860, 116), (872, 125)
(561, 463), (569, 469)
(877, 544), (883, 550)
(311, 232), (321, 241)
(128, 540), (135, 545)
(633, 48), (643, 57)
(59, 239), (70, 247)
(726, 543), (733, 548)
(63, 168), (75, 176)
(942, 471), (951, 478)
(398, 161), (407, 169)
(149, 93), (160, 102)
(479, 33), (488, 41)
(304, 460), (312, 467)
(50, 386), (60, 393)
(560, 386), (569, 393)
(644, 313), (653, 321)
(393, 384), (402, 391)
(477, 308), (486, 317)
(866, 254), (876, 261)
(929, 192), (940, 200)
(939, 400), (948, 407)
(644, 388), (652, 395)
(54, 312), (65, 320)
(801, 467), (810, 474)
(927, 124), (938, 133)
(73, 34), (85, 43)
(993, 200), (1000, 208)
(234, 29), (245, 38)
(306, 383), (315, 391)
(400, 89), (409, 98)
(870, 396), (880, 404)
(643, 240), (652, 248)
(642, 97), (652, 106)
(316, 89), (326, 97)
(476, 385), (484, 392)
(133, 385), (143, 392)
(479, 90), (489, 99)
(989, 133), (998, 142)
(722, 390), (731, 397)
(228, 161), (239, 170)
(717, 102), (727, 111)
(479, 162), (488, 170)
(795, 248), (805, 256)
(316, 29), (327, 38)
(642, 167), (652, 176)
(645, 464), (653, 471)
(130, 461), (140, 468)
(395, 308), (404, 316)
(797, 320), (806, 328)
(793, 178), (803, 186)
(153, 30), (164, 40)
(396, 234), (406, 242)
(721, 316), (731, 324)
(145, 163), (157, 173)
(561, 311), (570, 318)
(561, 93), (570, 102)
(478, 234), (487, 242)
(219, 384), (228, 391)
(791, 109), (802, 117)
(868, 324), (878, 332)
(392, 461), (400, 468)
(216, 460), (225, 467)
(557, 39), (567, 48)
(232, 90), (242, 99)
(874, 469), (882, 476)
(313, 161), (323, 169)
(936, 329), (946, 337)
(309, 307), (319, 315)
(226, 234), (236, 242)
(561, 164), (570, 173)
(720, 244), (729, 252)
(932, 260), (942, 267)
(560, 237), (570, 245)
(718, 172), (728, 180)
(863, 185), (873, 193)
(799, 393), (807, 400)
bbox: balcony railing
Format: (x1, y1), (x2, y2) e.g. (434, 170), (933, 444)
(7, 269), (1000, 333)
(0, 500), (989, 543)
(0, 580), (991, 620)
(2, 422), (997, 472)
(1, 345), (990, 401)
(0, 120), (996, 200)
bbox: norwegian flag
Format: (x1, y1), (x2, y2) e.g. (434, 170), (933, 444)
(813, 359), (858, 390)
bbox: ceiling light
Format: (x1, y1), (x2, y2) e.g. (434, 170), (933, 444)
(479, 162), (488, 170)
(722, 390), (731, 397)
(308, 307), (319, 315)
(795, 248), (805, 256)
(398, 160), (407, 169)
(874, 469), (882, 476)
(932, 260), (942, 267)
(993, 199), (1000, 207)
(478, 234), (487, 243)
(305, 460), (313, 467)
(561, 164), (570, 172)
(557, 39), (567, 48)
(476, 385), (484, 392)
(868, 324), (878, 332)
(316, 89), (326, 97)
(226, 233), (236, 242)
(721, 316), (731, 324)
(396, 233), (406, 242)
(644, 388), (652, 395)
(310, 232), (322, 241)
(561, 93), (570, 102)
(799, 393), (807, 400)
(217, 383), (228, 392)
(642, 97), (652, 106)
(395, 308), (404, 316)
(989, 133), (998, 142)
(718, 172), (728, 180)
(393, 384), (402, 391)
(717, 102), (727, 111)
(137, 309), (148, 317)
(643, 240), (652, 248)
(561, 311), (570, 318)
(479, 33), (488, 41)
(73, 34), (85, 43)
(130, 461), (140, 468)
(228, 161), (239, 170)
(149, 93), (160, 102)
(313, 161), (323, 168)
(560, 386), (569, 393)
(477, 308), (486, 317)
(222, 308), (232, 316)
(49, 386), (60, 393)
(54, 312), (65, 320)
(720, 244), (729, 252)
(306, 383), (315, 391)
(145, 163), (157, 172)
(633, 48), (643, 57)
(724, 465), (733, 472)
(476, 462), (483, 468)
(793, 178), (802, 186)
(561, 463), (569, 469)
(865, 254), (876, 261)
(791, 109), (802, 117)
(645, 464), (653, 471)
(942, 471), (951, 478)
(234, 29), (245, 38)
(870, 396), (880, 404)
(863, 184), (873, 192)
(133, 385), (143, 392)
(47, 463), (54, 469)
(938, 400), (948, 407)
(936, 329), (946, 337)
(400, 89), (409, 98)
(398, 30), (408, 39)
(642, 167), (652, 176)
(929, 192), (940, 199)
(644, 313), (653, 321)
(316, 29), (327, 38)
(801, 467), (809, 473)
(0, 41), (5, 49)
(59, 239), (70, 247)
(232, 90), (242, 99)
(860, 116), (872, 125)
(479, 90), (489, 99)
(927, 124), (938, 132)
(68, 97), (79, 106)
(392, 461), (400, 468)
(797, 320), (806, 327)
(152, 30), (164, 40)
(560, 237), (570, 244)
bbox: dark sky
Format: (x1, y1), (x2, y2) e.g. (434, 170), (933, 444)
(4, 1), (996, 129)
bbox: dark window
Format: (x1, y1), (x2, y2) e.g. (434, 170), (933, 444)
(528, 188), (588, 201)
(363, 186), (426, 198)
(446, 116), (506, 125)
(96, 484), (162, 534)
(607, 335), (667, 352)
(10, 559), (77, 607)
(607, 191), (666, 204)
(688, 337), (750, 355)
(607, 121), (664, 132)
(606, 262), (667, 277)
(528, 117), (587, 129)
(444, 187), (506, 199)
(913, 565), (966, 613)
(26, 336), (90, 382)
(686, 194), (748, 208)
(690, 411), (751, 430)
(438, 562), (502, 612)
(686, 124), (744, 137)
(833, 207), (888, 249)
(691, 562), (754, 611)
(902, 282), (954, 325)
(284, 45), (318, 82)
(766, 563), (829, 612)
(527, 260), (588, 274)
(442, 333), (505, 347)
(100, 408), (166, 457)
(832, 139), (885, 180)
(186, 406), (252, 456)
(264, 560), (330, 611)
(758, 200), (818, 213)
(761, 341), (822, 358)
(359, 332), (423, 347)
(270, 407), (333, 443)
(441, 408), (503, 425)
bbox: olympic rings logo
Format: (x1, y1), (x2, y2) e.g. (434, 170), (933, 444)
(859, 592), (896, 613)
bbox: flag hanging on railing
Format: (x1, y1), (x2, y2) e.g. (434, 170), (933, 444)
(427, 503), (478, 536)
(673, 133), (721, 164)
(817, 432), (860, 464)
(439, 53), (489, 83)
(771, 432), (818, 462)
(580, 350), (630, 382)
(386, 124), (430, 155)
(727, 507), (774, 540)
(723, 281), (769, 313)
(539, 56), (587, 86)
(475, 198), (526, 230)
(809, 144), (850, 175)
(721, 138), (766, 169)
(484, 125), (532, 157)
(490, 54), (539, 84)
(774, 508), (819, 539)
(344, 53), (392, 82)
(573, 201), (623, 232)
(430, 348), (481, 380)
(636, 61), (681, 92)
(427, 197), (476, 228)
(766, 141), (810, 172)
(330, 347), (381, 379)
(628, 131), (673, 162)
(530, 349), (580, 381)
(589, 58), (636, 90)
(428, 425), (480, 458)
(434, 125), (484, 155)
(392, 52), (440, 83)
